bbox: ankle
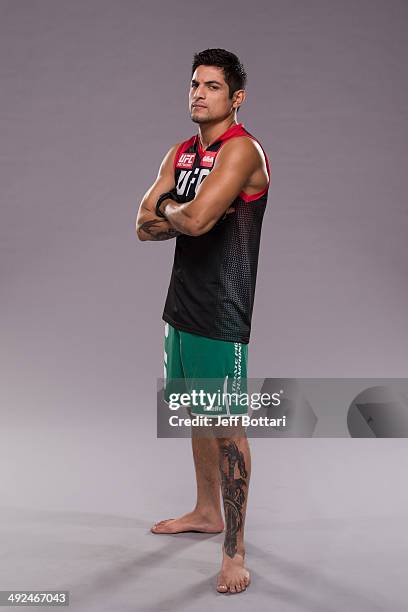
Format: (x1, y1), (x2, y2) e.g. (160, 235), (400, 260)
(193, 505), (223, 520)
(237, 545), (245, 558)
(223, 543), (246, 558)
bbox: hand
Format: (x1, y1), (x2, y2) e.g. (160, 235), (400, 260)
(220, 206), (235, 222)
(157, 197), (174, 218)
(156, 189), (180, 219)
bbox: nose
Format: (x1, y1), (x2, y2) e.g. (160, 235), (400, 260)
(192, 84), (206, 101)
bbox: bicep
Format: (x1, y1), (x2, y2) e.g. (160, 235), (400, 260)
(186, 140), (258, 234)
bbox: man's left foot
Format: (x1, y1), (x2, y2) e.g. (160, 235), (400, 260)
(151, 509), (224, 534)
(216, 547), (250, 594)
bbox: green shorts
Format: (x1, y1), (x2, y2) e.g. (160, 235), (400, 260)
(163, 322), (248, 416)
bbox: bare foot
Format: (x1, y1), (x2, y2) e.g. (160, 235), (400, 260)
(151, 510), (224, 534)
(216, 547), (250, 594)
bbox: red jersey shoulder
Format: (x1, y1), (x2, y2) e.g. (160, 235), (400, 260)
(172, 124), (270, 178)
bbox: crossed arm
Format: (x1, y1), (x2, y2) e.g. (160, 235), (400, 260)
(135, 137), (263, 241)
(135, 143), (182, 241)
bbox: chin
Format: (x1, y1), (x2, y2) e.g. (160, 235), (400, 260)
(190, 114), (212, 124)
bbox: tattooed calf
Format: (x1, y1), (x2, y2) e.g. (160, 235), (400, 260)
(219, 440), (248, 558)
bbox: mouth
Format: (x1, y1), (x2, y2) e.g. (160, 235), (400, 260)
(192, 104), (207, 109)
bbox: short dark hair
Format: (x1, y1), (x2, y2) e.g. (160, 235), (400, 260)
(191, 48), (247, 99)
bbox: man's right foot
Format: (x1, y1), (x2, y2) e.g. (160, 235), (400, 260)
(151, 510), (224, 534)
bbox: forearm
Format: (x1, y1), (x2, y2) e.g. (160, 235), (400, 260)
(161, 195), (231, 237)
(137, 214), (182, 241)
(162, 199), (203, 236)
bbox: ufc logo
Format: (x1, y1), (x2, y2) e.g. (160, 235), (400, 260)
(176, 168), (210, 197)
(176, 153), (196, 169)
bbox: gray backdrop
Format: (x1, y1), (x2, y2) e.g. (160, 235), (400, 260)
(1, 1), (408, 610)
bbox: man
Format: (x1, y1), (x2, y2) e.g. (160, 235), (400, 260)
(136, 48), (270, 594)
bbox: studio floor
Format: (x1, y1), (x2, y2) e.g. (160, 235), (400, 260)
(1, 428), (407, 612)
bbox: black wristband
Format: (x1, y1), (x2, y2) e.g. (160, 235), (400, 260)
(155, 191), (178, 218)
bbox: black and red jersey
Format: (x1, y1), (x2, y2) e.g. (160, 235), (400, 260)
(162, 122), (270, 344)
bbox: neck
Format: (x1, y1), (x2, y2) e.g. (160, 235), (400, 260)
(198, 115), (238, 150)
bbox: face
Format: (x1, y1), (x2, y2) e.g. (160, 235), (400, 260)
(189, 65), (245, 124)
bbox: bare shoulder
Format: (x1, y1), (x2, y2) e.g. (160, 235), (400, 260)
(158, 141), (184, 175)
(165, 141), (185, 163)
(216, 136), (266, 169)
(215, 135), (268, 193)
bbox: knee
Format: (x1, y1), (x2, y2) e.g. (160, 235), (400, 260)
(216, 426), (246, 444)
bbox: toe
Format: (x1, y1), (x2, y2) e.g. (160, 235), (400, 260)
(217, 573), (228, 593)
(229, 585), (236, 593)
(151, 523), (161, 530)
(156, 518), (174, 526)
(151, 518), (175, 533)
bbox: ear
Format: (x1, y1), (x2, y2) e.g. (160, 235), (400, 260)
(232, 89), (246, 109)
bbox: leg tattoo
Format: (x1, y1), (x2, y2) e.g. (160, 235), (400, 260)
(219, 441), (247, 558)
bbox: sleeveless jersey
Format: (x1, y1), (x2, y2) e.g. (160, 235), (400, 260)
(162, 122), (270, 344)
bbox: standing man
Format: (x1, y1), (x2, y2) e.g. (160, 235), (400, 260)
(136, 48), (270, 594)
